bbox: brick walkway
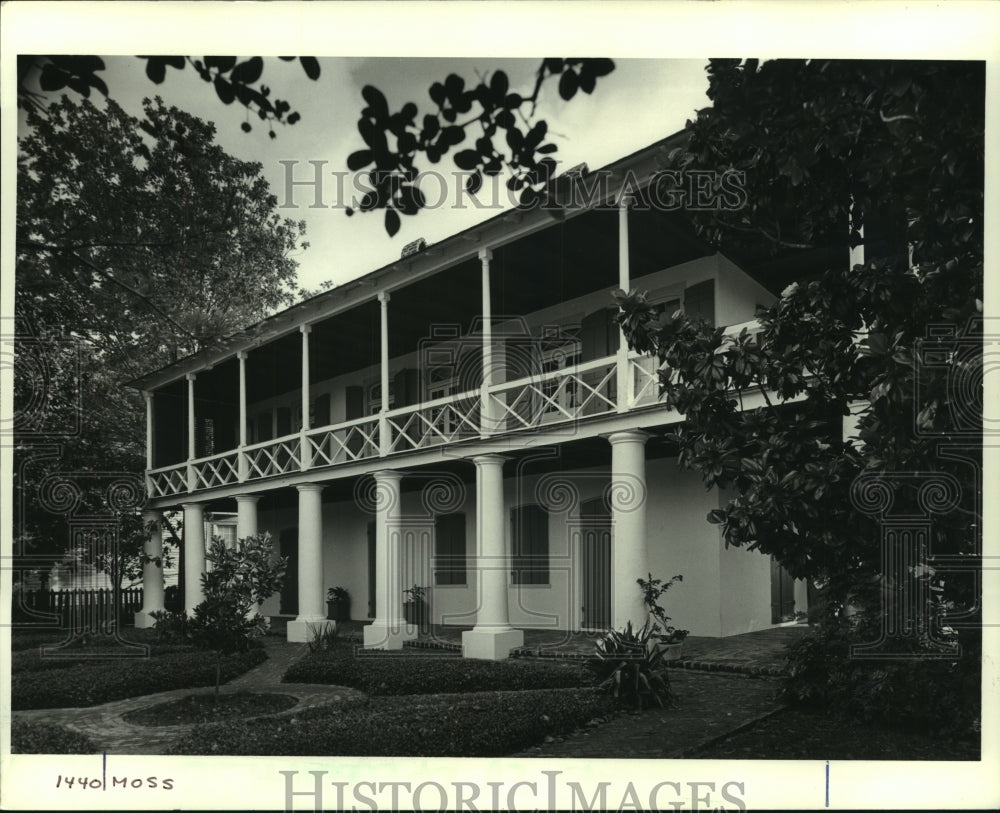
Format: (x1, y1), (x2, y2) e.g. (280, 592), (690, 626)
(11, 637), (365, 755)
(334, 621), (806, 677)
(13, 626), (803, 757)
(516, 671), (783, 758)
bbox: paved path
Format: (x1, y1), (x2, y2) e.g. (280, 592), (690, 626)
(516, 671), (783, 758)
(13, 629), (797, 757)
(12, 638), (364, 755)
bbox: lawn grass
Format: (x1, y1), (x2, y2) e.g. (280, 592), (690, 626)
(689, 707), (981, 760)
(169, 688), (616, 756)
(122, 692), (298, 727)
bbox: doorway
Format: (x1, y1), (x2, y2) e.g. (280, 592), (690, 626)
(579, 497), (611, 630)
(279, 528), (298, 615)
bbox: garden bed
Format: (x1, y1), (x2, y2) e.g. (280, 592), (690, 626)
(284, 643), (597, 695)
(169, 688), (616, 756)
(122, 692), (297, 727)
(10, 721), (99, 754)
(11, 648), (267, 710)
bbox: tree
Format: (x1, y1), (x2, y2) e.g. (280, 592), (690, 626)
(616, 59), (982, 732)
(184, 534), (286, 695)
(17, 55), (321, 139)
(14, 95), (306, 606)
(344, 59), (616, 235)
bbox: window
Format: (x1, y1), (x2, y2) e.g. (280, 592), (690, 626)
(511, 504), (549, 585)
(538, 328), (582, 416)
(368, 382), (395, 415)
(434, 512), (466, 585)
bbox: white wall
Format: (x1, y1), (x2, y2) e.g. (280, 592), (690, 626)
(253, 450), (778, 638)
(716, 253), (776, 326)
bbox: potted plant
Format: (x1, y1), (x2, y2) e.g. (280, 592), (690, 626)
(326, 586), (351, 621)
(402, 584), (428, 629)
(637, 573), (689, 660)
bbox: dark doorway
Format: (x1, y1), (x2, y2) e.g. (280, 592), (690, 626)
(280, 528), (299, 615)
(580, 497), (611, 630)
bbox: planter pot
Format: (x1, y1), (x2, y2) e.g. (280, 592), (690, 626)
(403, 600), (428, 629)
(326, 599), (351, 622)
(651, 640), (685, 661)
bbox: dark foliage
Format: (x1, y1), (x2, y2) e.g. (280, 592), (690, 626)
(782, 616), (981, 739)
(169, 688), (614, 757)
(284, 643), (596, 695)
(11, 649), (266, 710)
(10, 721), (99, 754)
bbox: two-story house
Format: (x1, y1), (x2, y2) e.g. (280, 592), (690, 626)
(128, 130), (812, 659)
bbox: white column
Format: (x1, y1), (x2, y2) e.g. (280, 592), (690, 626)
(237, 351), (249, 481)
(378, 291), (391, 456)
(235, 494), (259, 541)
(186, 373), (197, 491)
(286, 484), (329, 642)
(143, 390), (154, 497)
(363, 470), (415, 649)
(300, 325), (312, 471)
(479, 248), (496, 435)
(608, 431), (649, 629)
(134, 509), (165, 628)
(617, 194), (633, 413)
(143, 391), (154, 469)
(462, 454), (523, 660)
(181, 502), (206, 614)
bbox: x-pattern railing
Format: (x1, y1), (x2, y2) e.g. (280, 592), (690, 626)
(388, 392), (480, 452)
(245, 436), (302, 479)
(148, 464), (188, 498)
(490, 358), (617, 430)
(193, 451), (240, 489)
(308, 418), (379, 465)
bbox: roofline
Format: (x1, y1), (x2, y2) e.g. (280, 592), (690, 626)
(127, 128), (691, 392)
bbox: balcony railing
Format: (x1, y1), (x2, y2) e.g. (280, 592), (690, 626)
(145, 325), (762, 500)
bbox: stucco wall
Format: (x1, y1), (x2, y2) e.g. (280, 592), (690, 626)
(253, 452), (775, 638)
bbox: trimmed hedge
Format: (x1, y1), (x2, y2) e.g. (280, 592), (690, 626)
(170, 688), (615, 756)
(284, 645), (596, 695)
(10, 721), (99, 754)
(11, 649), (267, 710)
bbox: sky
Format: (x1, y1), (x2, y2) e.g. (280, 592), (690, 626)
(21, 56), (711, 292)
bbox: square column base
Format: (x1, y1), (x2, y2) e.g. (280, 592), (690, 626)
(134, 610), (161, 629)
(363, 621), (417, 650)
(287, 617), (335, 643)
(462, 627), (524, 660)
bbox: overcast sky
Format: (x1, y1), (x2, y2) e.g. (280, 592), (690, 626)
(25, 56), (711, 292)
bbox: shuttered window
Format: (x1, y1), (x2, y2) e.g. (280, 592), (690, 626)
(511, 504), (549, 585)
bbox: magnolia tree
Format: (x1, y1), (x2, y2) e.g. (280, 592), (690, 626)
(184, 533), (286, 696)
(617, 59), (982, 733)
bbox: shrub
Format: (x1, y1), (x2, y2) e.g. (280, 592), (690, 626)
(591, 621), (675, 709)
(783, 615), (981, 738)
(284, 643), (595, 694)
(170, 688), (615, 756)
(10, 721), (98, 754)
(11, 648), (266, 710)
